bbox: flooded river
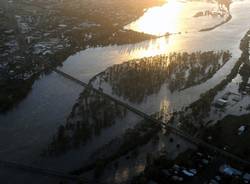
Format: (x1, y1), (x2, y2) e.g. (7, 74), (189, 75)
(60, 0), (250, 114)
(125, 0), (228, 35)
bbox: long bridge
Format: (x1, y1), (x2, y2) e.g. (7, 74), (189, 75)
(54, 69), (250, 166)
(1, 69), (249, 183)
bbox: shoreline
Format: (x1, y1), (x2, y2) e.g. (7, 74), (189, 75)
(199, 14), (232, 32)
(0, 29), (158, 113)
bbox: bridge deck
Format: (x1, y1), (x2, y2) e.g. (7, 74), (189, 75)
(2, 69), (249, 182)
(54, 69), (250, 166)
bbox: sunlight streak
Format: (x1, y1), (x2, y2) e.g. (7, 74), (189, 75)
(127, 0), (183, 36)
(125, 0), (226, 36)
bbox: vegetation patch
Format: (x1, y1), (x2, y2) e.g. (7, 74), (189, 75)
(46, 89), (127, 155)
(94, 51), (231, 103)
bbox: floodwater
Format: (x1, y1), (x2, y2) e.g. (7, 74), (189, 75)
(0, 73), (83, 162)
(0, 0), (250, 175)
(125, 0), (228, 35)
(60, 0), (250, 115)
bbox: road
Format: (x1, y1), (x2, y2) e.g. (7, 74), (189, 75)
(54, 69), (250, 166)
(0, 67), (249, 183)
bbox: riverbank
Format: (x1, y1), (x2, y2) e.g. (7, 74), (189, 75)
(1, 1), (250, 183)
(199, 14), (232, 32)
(0, 0), (164, 113)
(172, 28), (250, 135)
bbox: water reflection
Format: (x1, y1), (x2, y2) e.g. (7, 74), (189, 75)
(59, 0), (250, 119)
(125, 0), (229, 36)
(127, 0), (183, 35)
(92, 51), (231, 103)
(47, 89), (128, 155)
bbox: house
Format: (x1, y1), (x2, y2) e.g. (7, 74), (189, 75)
(238, 125), (246, 135)
(243, 173), (250, 183)
(215, 98), (227, 107)
(219, 165), (242, 176)
(232, 95), (241, 102)
(221, 92), (230, 100)
(182, 169), (195, 177)
(245, 84), (250, 92)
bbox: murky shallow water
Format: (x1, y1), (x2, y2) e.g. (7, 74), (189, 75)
(0, 0), (250, 174)
(0, 73), (83, 161)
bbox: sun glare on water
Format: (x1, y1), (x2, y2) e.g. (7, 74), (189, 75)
(125, 0), (224, 36)
(123, 0), (228, 59)
(126, 0), (183, 36)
